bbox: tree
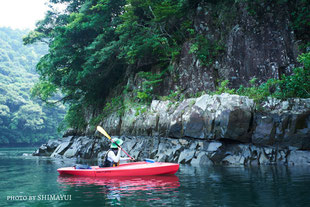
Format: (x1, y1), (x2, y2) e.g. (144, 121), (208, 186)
(0, 27), (66, 145)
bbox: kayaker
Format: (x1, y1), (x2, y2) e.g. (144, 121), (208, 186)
(100, 138), (131, 167)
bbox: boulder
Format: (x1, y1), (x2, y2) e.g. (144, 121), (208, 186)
(191, 151), (213, 165)
(178, 149), (195, 164)
(222, 155), (245, 165)
(283, 113), (310, 150)
(183, 106), (205, 138)
(63, 128), (77, 137)
(120, 108), (137, 135)
(152, 100), (172, 137)
(33, 139), (61, 156)
(258, 152), (270, 165)
(287, 150), (310, 166)
(252, 114), (275, 145)
(206, 142), (222, 152)
(63, 141), (80, 158)
(155, 138), (182, 162)
(168, 99), (194, 138)
(32, 144), (49, 156)
(50, 136), (74, 158)
(215, 108), (252, 142)
(102, 112), (122, 136)
(47, 139), (61, 149)
(77, 137), (95, 159)
(121, 136), (138, 154)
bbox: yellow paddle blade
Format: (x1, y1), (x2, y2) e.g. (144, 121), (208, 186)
(96, 126), (111, 140)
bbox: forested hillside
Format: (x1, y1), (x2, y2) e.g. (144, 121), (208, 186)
(0, 27), (65, 146)
(24, 0), (310, 133)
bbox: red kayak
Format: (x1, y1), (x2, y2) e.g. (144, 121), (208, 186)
(57, 162), (179, 177)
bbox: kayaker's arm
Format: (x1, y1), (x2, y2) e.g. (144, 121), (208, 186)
(120, 157), (131, 161)
(108, 148), (121, 163)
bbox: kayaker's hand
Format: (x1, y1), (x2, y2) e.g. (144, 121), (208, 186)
(130, 157), (135, 161)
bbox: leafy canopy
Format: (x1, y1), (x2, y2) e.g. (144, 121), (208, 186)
(24, 0), (198, 129)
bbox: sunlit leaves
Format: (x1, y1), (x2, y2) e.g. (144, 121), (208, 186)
(31, 81), (58, 102)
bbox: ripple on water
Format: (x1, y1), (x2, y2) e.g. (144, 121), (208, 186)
(2, 148), (310, 207)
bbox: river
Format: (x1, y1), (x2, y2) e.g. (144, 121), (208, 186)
(1, 147), (310, 207)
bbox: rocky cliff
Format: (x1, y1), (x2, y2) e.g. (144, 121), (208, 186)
(35, 94), (310, 166)
(121, 1), (301, 97)
(32, 1), (310, 166)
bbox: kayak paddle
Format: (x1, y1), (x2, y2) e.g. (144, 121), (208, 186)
(96, 126), (135, 161)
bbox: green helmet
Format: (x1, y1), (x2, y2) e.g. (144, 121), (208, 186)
(110, 138), (123, 148)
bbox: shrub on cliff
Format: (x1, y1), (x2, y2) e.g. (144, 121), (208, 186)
(237, 52), (310, 102)
(274, 52), (310, 99)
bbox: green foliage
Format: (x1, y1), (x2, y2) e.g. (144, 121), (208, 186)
(236, 78), (275, 103)
(63, 103), (87, 130)
(102, 96), (125, 116)
(89, 95), (125, 128)
(135, 105), (147, 116)
(159, 89), (186, 103)
(273, 53), (310, 98)
(213, 80), (235, 95)
(0, 27), (66, 145)
(288, 0), (310, 51)
(31, 81), (57, 103)
(135, 71), (164, 104)
(24, 0), (310, 130)
(117, 0), (195, 63)
(190, 35), (225, 67)
(24, 0), (196, 110)
(24, 0), (128, 107)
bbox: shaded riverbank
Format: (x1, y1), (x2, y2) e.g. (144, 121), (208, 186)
(34, 135), (310, 166)
(34, 94), (310, 166)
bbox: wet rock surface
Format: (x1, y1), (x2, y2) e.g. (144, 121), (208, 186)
(37, 134), (310, 166)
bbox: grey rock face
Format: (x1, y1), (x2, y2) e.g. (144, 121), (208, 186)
(252, 114), (276, 145)
(178, 149), (196, 164)
(33, 139), (61, 156)
(183, 106), (205, 139)
(50, 138), (73, 158)
(102, 94), (257, 144)
(48, 136), (109, 159)
(100, 94), (309, 151)
(191, 152), (213, 165)
(101, 112), (122, 136)
(252, 110), (310, 149)
(35, 94), (310, 166)
(37, 133), (310, 166)
(287, 151), (310, 166)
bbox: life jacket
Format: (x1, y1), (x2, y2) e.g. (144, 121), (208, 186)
(103, 149), (120, 167)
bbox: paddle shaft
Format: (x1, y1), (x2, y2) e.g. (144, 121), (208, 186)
(97, 126), (135, 160)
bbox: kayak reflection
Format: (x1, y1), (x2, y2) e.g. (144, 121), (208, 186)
(57, 175), (180, 191)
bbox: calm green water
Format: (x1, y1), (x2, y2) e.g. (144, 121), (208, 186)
(1, 148), (310, 207)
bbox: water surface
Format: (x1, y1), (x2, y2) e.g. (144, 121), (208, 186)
(1, 147), (310, 206)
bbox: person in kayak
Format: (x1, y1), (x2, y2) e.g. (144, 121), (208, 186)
(100, 138), (131, 167)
